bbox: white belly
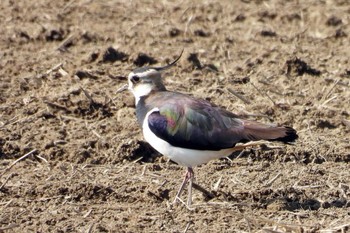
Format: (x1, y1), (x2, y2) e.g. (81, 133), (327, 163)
(142, 108), (234, 167)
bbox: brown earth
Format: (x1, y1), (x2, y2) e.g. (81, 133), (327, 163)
(1, 0), (350, 232)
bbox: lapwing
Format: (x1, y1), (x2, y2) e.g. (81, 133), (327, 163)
(117, 51), (298, 207)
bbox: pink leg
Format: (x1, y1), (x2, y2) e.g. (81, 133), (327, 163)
(173, 167), (194, 205)
(187, 168), (193, 206)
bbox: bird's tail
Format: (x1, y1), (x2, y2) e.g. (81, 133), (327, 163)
(241, 120), (298, 143)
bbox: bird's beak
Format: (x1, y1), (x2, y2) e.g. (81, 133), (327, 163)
(116, 84), (128, 93)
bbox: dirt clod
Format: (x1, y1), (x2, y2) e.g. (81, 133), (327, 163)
(326, 16), (342, 26)
(286, 57), (321, 76)
(133, 53), (158, 67)
(187, 53), (202, 69)
(101, 47), (128, 63)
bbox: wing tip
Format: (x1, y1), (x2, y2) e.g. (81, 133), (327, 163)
(273, 127), (299, 144)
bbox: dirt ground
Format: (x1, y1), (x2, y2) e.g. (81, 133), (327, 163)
(1, 0), (350, 232)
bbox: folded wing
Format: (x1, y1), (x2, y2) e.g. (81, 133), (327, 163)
(146, 92), (298, 151)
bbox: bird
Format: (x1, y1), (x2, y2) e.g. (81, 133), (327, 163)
(117, 51), (298, 207)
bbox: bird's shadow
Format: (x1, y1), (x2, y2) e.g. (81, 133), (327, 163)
(212, 188), (349, 211)
(128, 140), (161, 163)
(263, 197), (349, 211)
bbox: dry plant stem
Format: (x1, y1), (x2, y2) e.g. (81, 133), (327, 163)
(61, 0), (75, 13)
(213, 175), (222, 191)
(175, 196), (194, 210)
(250, 82), (276, 106)
(0, 174), (13, 190)
(227, 87), (251, 104)
(86, 223), (94, 233)
(34, 62), (63, 79)
(57, 34), (74, 51)
(244, 217), (253, 232)
(80, 87), (96, 104)
(0, 224), (20, 231)
(183, 222), (192, 233)
(44, 101), (71, 112)
(0, 149), (37, 179)
(324, 79), (340, 100)
(45, 63), (63, 75)
(232, 141), (266, 152)
(264, 172), (282, 187)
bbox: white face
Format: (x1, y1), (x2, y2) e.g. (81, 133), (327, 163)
(127, 69), (158, 105)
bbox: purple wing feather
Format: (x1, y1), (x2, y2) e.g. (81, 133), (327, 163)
(146, 91), (297, 151)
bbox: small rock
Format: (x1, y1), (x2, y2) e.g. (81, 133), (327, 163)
(86, 50), (100, 63)
(235, 14), (246, 22)
(45, 28), (64, 41)
(335, 28), (347, 38)
(194, 29), (210, 37)
(261, 30), (277, 37)
(169, 28), (181, 37)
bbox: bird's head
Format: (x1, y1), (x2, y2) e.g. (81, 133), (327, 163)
(117, 51), (183, 105)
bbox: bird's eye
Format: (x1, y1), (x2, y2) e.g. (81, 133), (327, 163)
(131, 76), (140, 83)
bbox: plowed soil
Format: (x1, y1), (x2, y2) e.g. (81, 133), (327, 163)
(1, 0), (350, 232)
